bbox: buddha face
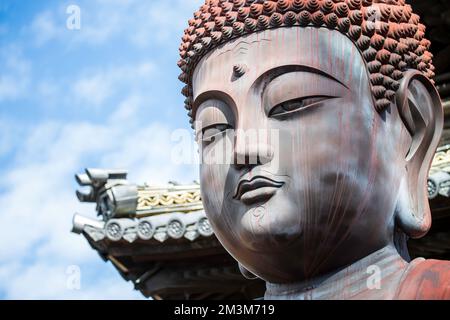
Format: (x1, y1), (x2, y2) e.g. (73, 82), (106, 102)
(192, 27), (412, 283)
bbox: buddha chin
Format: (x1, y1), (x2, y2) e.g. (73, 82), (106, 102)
(237, 189), (305, 252)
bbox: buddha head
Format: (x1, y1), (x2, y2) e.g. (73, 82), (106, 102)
(178, 0), (443, 283)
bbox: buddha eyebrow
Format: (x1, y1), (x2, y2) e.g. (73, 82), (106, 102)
(192, 90), (235, 121)
(257, 65), (349, 90)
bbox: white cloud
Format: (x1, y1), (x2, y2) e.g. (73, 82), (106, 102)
(3, 261), (143, 300)
(71, 8), (122, 45)
(72, 61), (155, 108)
(73, 74), (112, 107)
(26, 0), (202, 48)
(109, 94), (141, 124)
(0, 92), (197, 298)
(0, 46), (31, 102)
(26, 2), (122, 47)
(30, 11), (59, 46)
(0, 120), (13, 157)
(129, 0), (201, 47)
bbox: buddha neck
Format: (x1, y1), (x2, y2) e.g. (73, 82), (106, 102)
(265, 245), (409, 300)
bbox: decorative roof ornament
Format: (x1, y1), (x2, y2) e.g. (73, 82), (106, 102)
(178, 0), (435, 125)
(137, 184), (202, 214)
(75, 168), (138, 220)
(72, 169), (213, 244)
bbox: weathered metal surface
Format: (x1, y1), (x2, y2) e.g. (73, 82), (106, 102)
(186, 0), (449, 299)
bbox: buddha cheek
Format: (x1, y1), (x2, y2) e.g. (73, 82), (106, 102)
(199, 163), (229, 222)
(271, 100), (377, 232)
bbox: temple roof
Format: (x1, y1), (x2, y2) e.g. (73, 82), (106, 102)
(73, 171), (208, 243)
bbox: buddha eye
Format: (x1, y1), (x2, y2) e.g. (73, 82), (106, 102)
(268, 95), (336, 118)
(200, 123), (232, 143)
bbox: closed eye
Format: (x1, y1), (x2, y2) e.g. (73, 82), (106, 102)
(268, 95), (337, 118)
(199, 123), (232, 143)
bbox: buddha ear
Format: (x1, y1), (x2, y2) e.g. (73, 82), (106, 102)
(394, 70), (444, 238)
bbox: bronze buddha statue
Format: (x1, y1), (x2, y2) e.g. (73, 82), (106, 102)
(177, 0), (450, 299)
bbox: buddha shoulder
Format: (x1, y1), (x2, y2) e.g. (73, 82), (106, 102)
(396, 258), (450, 300)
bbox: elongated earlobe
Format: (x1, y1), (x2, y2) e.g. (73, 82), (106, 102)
(395, 70), (444, 238)
(239, 263), (258, 280)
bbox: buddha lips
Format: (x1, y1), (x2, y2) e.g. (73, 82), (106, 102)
(178, 0), (434, 124)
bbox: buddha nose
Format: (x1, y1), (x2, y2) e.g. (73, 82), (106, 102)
(232, 129), (274, 170)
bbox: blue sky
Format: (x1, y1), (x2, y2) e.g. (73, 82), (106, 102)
(0, 0), (202, 299)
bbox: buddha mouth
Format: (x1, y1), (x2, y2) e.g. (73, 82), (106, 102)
(233, 176), (284, 205)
